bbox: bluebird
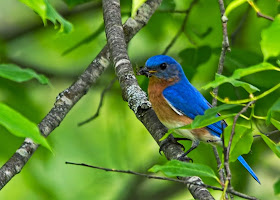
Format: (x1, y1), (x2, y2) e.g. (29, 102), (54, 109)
(138, 55), (260, 184)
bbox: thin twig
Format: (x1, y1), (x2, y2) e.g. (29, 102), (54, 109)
(62, 24), (104, 55)
(65, 161), (258, 200)
(212, 0), (230, 107)
(212, 146), (225, 184)
(256, 12), (274, 21)
(224, 101), (256, 183)
(210, 0), (231, 187)
(253, 129), (280, 138)
(247, 0), (274, 21)
(78, 77), (117, 126)
(157, 10), (188, 14)
(162, 0), (198, 55)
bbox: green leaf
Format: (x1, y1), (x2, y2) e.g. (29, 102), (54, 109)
(63, 0), (94, 8)
(0, 64), (49, 84)
(274, 179), (280, 195)
(232, 62), (280, 78)
(261, 134), (280, 158)
(266, 98), (280, 125)
(149, 160), (219, 182)
(261, 15), (280, 60)
(0, 103), (52, 151)
(229, 79), (260, 93)
(160, 104), (238, 141)
(225, 0), (247, 16)
(271, 118), (280, 131)
(191, 114), (236, 129)
(202, 62), (280, 92)
(224, 124), (253, 162)
(202, 74), (259, 93)
(189, 104), (239, 129)
(19, 0), (73, 33)
(131, 0), (147, 18)
(175, 104), (238, 130)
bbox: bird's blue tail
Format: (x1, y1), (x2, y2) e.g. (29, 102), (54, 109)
(238, 156), (260, 184)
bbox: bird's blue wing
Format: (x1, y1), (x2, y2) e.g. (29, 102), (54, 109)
(162, 79), (224, 137)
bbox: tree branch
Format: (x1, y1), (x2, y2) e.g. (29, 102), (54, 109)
(0, 0), (162, 190)
(210, 0), (231, 187)
(65, 161), (258, 200)
(212, 0), (230, 107)
(78, 77), (117, 126)
(102, 0), (215, 199)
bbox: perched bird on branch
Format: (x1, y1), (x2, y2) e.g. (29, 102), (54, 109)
(138, 55), (260, 184)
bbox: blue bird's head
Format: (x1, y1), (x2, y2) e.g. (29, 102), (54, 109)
(138, 55), (185, 80)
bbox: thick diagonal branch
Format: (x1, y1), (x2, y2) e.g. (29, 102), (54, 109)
(0, 0), (162, 190)
(102, 0), (214, 199)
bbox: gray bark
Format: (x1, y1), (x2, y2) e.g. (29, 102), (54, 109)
(102, 0), (215, 199)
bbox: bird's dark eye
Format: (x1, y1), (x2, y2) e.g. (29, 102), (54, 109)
(160, 63), (167, 70)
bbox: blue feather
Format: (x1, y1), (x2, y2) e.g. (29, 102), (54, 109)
(163, 78), (222, 137)
(152, 55), (260, 184)
(238, 156), (261, 184)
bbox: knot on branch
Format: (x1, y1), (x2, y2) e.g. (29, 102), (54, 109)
(222, 15), (228, 23)
(126, 84), (151, 114)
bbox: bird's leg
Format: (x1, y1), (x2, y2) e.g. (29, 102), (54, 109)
(178, 140), (200, 162)
(159, 135), (191, 155)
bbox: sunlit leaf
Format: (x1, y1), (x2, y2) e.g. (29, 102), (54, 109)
(224, 124), (253, 162)
(230, 79), (260, 93)
(191, 114), (235, 129)
(19, 0), (73, 33)
(202, 74), (259, 93)
(0, 103), (52, 151)
(274, 179), (280, 195)
(202, 63), (280, 93)
(225, 0), (247, 16)
(211, 83), (280, 104)
(131, 0), (147, 18)
(261, 134), (280, 158)
(232, 62), (280, 78)
(267, 98), (280, 125)
(261, 15), (280, 60)
(0, 64), (49, 84)
(149, 160), (219, 182)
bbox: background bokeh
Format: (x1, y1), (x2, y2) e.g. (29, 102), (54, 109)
(0, 0), (279, 199)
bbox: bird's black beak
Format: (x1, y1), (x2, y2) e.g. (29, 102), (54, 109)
(137, 66), (156, 78)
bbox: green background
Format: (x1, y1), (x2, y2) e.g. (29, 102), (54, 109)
(0, 0), (279, 199)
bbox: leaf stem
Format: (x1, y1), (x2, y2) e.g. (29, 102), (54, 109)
(211, 83), (280, 104)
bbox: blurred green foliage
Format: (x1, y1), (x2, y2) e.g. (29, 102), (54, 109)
(0, 0), (280, 199)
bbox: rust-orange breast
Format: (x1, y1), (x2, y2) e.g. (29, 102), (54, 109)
(148, 77), (189, 125)
(148, 77), (218, 142)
